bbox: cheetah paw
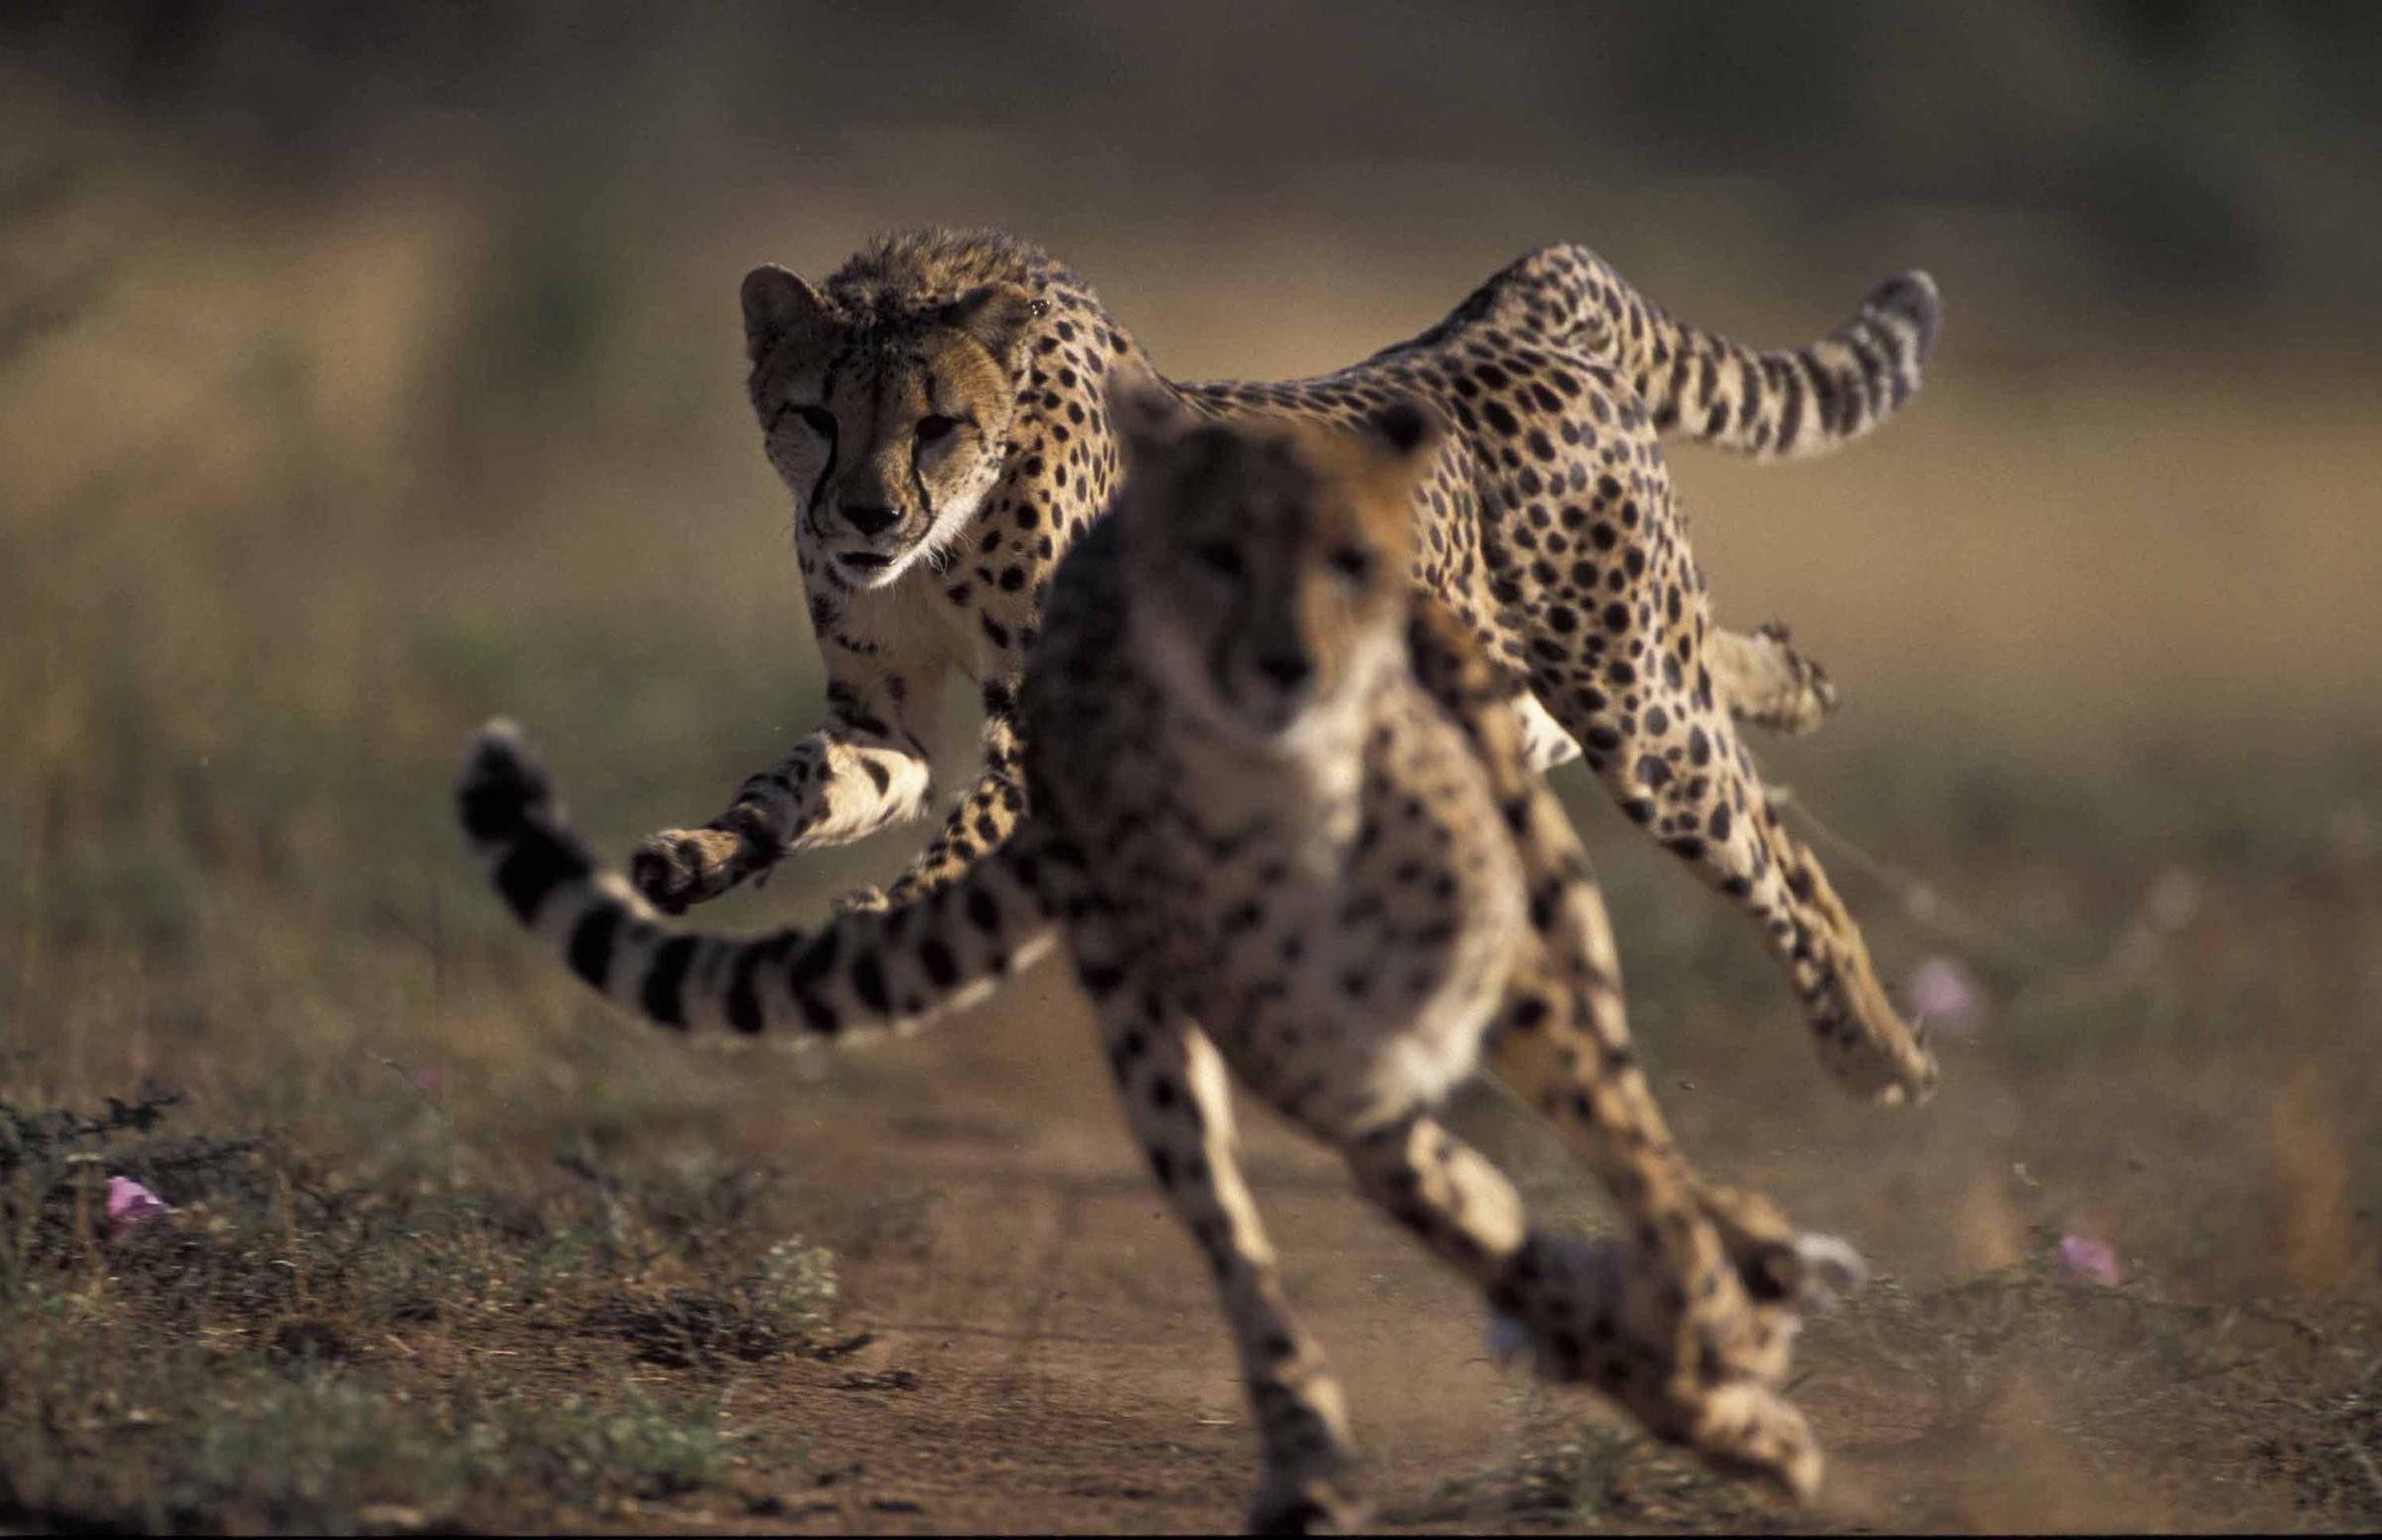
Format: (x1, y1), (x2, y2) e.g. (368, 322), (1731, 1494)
(1778, 1232), (1866, 1313)
(1246, 1463), (1367, 1535)
(830, 883), (892, 915)
(629, 826), (760, 915)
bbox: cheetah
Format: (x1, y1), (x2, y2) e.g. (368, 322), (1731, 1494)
(462, 398), (1868, 1532)
(627, 228), (1941, 1103)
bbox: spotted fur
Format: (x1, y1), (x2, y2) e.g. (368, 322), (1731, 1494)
(630, 228), (1938, 1102)
(464, 406), (1870, 1529)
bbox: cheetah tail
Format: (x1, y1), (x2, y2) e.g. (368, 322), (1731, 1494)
(1470, 244), (1940, 462)
(457, 719), (1057, 1041)
(1615, 257), (1939, 461)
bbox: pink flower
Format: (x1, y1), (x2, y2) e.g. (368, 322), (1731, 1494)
(2056, 1233), (2120, 1287)
(411, 1064), (446, 1100)
(1903, 954), (1985, 1038)
(104, 1176), (172, 1239)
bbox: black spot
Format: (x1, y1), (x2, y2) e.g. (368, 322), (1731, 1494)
(1374, 399), (1428, 451)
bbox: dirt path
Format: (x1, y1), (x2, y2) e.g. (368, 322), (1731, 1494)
(520, 922), (2365, 1536)
(608, 962), (1583, 1534)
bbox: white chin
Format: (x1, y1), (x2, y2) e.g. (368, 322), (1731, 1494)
(837, 552), (920, 589)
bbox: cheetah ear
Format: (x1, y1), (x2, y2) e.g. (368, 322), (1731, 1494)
(741, 265), (832, 363)
(938, 282), (1043, 364)
(1105, 365), (1193, 465)
(1363, 396), (1443, 468)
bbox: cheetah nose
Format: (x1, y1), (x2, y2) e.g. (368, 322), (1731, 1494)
(844, 503), (898, 538)
(1256, 652), (1313, 689)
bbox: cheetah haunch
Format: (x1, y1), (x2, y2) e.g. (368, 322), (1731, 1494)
(463, 396), (1868, 1531)
(629, 229), (1940, 1103)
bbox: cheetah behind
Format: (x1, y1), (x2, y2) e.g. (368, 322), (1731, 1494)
(628, 229), (1940, 1105)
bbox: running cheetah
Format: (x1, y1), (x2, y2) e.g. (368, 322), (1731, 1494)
(462, 398), (1866, 1531)
(629, 228), (1940, 1103)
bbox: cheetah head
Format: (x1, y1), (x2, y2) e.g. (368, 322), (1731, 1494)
(741, 264), (1040, 590)
(1110, 374), (1439, 753)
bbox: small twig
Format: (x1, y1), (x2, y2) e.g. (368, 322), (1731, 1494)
(375, 1057), (445, 1115)
(373, 888), (448, 1006)
(371, 901), (435, 956)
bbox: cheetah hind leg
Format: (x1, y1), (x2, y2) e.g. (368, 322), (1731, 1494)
(1708, 621), (1840, 736)
(1516, 621), (1838, 775)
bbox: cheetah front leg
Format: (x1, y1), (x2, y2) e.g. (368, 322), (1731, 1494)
(1513, 621), (1839, 776)
(1078, 952), (1362, 1533)
(1340, 1103), (1829, 1499)
(1520, 576), (1936, 1102)
(630, 647), (946, 915)
(865, 687), (1029, 909)
(842, 623), (1038, 914)
(1549, 640), (1938, 1103)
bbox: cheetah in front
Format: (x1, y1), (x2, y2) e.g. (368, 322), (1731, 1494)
(461, 394), (1866, 1532)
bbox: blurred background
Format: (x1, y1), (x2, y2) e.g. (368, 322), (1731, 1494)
(3, 3), (2378, 1531)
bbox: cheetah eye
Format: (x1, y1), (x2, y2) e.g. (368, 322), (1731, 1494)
(1328, 546), (1376, 585)
(915, 414), (961, 446)
(796, 405), (838, 439)
(1193, 542), (1244, 578)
